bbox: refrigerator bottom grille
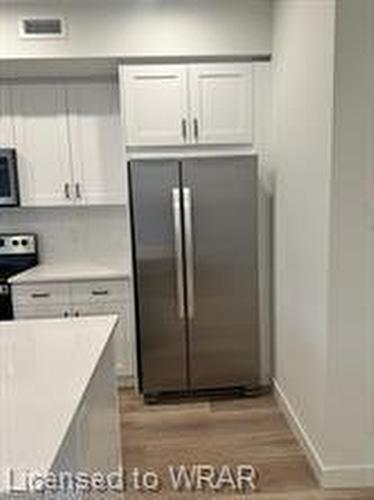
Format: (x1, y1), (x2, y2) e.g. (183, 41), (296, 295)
(143, 385), (271, 405)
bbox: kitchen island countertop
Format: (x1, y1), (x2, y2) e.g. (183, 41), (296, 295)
(0, 315), (118, 494)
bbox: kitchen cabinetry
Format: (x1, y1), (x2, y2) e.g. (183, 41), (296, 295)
(122, 65), (189, 146)
(12, 279), (133, 383)
(66, 81), (125, 205)
(121, 63), (253, 147)
(12, 83), (73, 206)
(12, 79), (125, 207)
(189, 64), (253, 144)
(51, 328), (121, 493)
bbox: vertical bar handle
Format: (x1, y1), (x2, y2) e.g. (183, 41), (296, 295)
(183, 188), (195, 319)
(181, 118), (188, 142)
(64, 182), (71, 200)
(75, 182), (82, 200)
(172, 188), (185, 319)
(193, 118), (199, 142)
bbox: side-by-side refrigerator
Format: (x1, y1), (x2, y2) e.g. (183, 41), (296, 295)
(129, 156), (259, 400)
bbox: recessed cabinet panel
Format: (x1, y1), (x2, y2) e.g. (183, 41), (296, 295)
(12, 304), (70, 320)
(123, 65), (189, 146)
(0, 84), (15, 147)
(12, 282), (71, 307)
(189, 63), (253, 144)
(74, 302), (132, 378)
(12, 83), (73, 206)
(70, 279), (127, 305)
(67, 80), (126, 205)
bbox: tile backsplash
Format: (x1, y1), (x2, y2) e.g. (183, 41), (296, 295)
(0, 206), (130, 270)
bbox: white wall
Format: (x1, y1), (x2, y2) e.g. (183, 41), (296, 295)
(272, 0), (335, 462)
(324, 0), (374, 481)
(0, 0), (272, 60)
(253, 62), (273, 385)
(273, 0), (374, 487)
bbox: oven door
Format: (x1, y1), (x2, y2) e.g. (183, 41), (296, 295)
(0, 283), (13, 320)
(0, 149), (19, 206)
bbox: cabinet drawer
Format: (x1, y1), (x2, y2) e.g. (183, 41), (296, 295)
(12, 283), (70, 307)
(13, 304), (70, 320)
(71, 280), (128, 305)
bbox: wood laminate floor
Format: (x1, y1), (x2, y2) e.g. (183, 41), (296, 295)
(119, 390), (374, 499)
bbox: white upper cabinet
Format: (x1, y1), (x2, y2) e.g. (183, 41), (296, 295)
(189, 63), (253, 144)
(122, 65), (189, 146)
(121, 63), (254, 147)
(0, 84), (15, 147)
(67, 80), (126, 205)
(11, 79), (125, 207)
(12, 82), (73, 207)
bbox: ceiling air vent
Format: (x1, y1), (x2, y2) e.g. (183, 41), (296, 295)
(19, 17), (66, 39)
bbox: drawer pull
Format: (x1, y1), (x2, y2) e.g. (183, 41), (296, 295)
(31, 292), (51, 299)
(91, 290), (109, 296)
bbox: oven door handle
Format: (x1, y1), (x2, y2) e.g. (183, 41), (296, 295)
(0, 284), (10, 296)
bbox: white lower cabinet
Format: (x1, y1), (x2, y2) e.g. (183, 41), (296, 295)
(51, 336), (122, 500)
(12, 279), (133, 384)
(74, 303), (133, 381)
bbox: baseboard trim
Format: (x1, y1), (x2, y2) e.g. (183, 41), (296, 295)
(273, 379), (374, 488)
(322, 465), (374, 489)
(273, 379), (324, 484)
(117, 374), (135, 389)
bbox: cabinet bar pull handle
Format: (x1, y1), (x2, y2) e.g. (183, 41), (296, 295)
(182, 118), (187, 141)
(75, 183), (82, 200)
(31, 292), (50, 299)
(64, 182), (71, 199)
(193, 118), (199, 142)
(91, 290), (109, 296)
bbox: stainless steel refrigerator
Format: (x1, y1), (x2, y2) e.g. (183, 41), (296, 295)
(129, 156), (259, 400)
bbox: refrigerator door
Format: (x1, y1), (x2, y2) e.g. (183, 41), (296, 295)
(130, 160), (188, 393)
(182, 156), (259, 389)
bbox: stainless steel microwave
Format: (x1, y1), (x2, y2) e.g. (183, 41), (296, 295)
(0, 148), (19, 206)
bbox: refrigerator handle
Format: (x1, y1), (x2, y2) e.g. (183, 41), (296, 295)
(172, 188), (186, 319)
(183, 187), (195, 319)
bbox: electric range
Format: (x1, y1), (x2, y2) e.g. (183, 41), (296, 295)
(0, 234), (38, 320)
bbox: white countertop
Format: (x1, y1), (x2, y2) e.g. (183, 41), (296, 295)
(0, 315), (118, 493)
(9, 262), (130, 284)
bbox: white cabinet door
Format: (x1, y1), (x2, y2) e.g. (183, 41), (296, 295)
(13, 304), (71, 320)
(12, 283), (72, 319)
(67, 80), (126, 205)
(189, 63), (254, 144)
(75, 302), (133, 380)
(122, 65), (189, 146)
(0, 84), (15, 147)
(12, 82), (73, 206)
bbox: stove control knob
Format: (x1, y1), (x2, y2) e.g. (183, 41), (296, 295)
(12, 240), (19, 246)
(21, 239), (29, 246)
(0, 239), (4, 247)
